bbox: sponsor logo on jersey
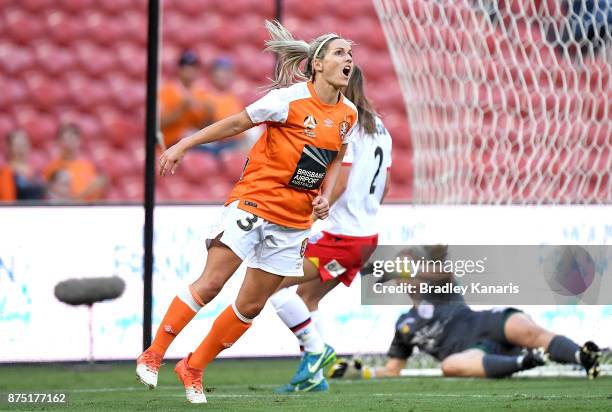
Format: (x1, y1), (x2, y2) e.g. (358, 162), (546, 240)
(324, 118), (334, 127)
(244, 200), (258, 208)
(324, 259), (346, 278)
(288, 145), (338, 190)
(303, 115), (317, 137)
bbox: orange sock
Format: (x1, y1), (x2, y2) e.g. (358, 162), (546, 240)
(149, 286), (204, 356)
(188, 304), (252, 370)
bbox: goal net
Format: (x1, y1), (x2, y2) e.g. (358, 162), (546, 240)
(373, 0), (611, 204)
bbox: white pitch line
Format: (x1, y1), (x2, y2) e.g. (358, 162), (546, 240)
(62, 378), (415, 394)
(372, 393), (611, 400)
(56, 387), (609, 401)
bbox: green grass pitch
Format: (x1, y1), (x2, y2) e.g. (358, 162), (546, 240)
(0, 359), (610, 411)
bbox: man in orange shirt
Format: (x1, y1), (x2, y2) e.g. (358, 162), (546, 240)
(196, 57), (245, 156)
(44, 123), (107, 201)
(159, 51), (213, 148)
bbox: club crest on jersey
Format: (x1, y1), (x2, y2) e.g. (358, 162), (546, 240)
(303, 115), (317, 137)
(339, 120), (350, 140)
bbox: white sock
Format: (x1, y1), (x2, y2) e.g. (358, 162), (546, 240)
(177, 285), (203, 312)
(309, 310), (326, 380)
(270, 288), (324, 353)
(309, 310), (326, 341)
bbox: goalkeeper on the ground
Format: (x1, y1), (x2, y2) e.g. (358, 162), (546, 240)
(329, 246), (602, 380)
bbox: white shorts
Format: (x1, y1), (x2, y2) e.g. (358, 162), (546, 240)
(207, 201), (310, 276)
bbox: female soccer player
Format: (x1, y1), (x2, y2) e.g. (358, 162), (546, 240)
(136, 20), (357, 403)
(269, 65), (393, 392)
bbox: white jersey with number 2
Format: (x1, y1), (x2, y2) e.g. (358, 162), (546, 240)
(325, 116), (393, 237)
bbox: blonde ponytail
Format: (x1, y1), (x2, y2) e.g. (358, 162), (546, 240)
(263, 20), (310, 90)
(263, 20), (347, 91)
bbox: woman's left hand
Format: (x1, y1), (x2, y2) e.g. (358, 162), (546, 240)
(312, 195), (329, 220)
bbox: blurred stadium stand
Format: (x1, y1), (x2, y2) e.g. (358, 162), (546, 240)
(0, 0), (414, 202)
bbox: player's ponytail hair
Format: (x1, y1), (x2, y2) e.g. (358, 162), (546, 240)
(344, 65), (378, 135)
(263, 20), (348, 90)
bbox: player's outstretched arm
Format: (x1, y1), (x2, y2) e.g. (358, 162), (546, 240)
(367, 357), (406, 379)
(159, 111), (254, 176)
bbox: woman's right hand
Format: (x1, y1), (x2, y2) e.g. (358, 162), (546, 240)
(159, 142), (186, 176)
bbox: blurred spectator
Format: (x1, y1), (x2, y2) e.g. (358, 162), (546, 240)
(159, 50), (213, 148)
(196, 57), (247, 156)
(46, 169), (73, 203)
(43, 123), (107, 201)
(565, 0), (612, 52)
(0, 130), (46, 202)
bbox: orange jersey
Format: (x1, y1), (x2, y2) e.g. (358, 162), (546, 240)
(227, 81), (358, 229)
(0, 166), (16, 201)
(44, 158), (97, 199)
(159, 82), (210, 147)
(207, 92), (243, 123)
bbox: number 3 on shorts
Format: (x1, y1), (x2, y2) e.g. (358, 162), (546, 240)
(236, 213), (259, 231)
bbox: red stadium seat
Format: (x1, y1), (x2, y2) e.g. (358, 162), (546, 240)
(116, 43), (146, 80)
(35, 44), (77, 76)
(30, 81), (69, 112)
(220, 151), (248, 183)
(58, 0), (97, 14)
(99, 0), (134, 15)
(0, 46), (35, 75)
(104, 117), (142, 150)
(73, 115), (103, 141)
(101, 149), (139, 184)
(74, 42), (116, 78)
(163, 178), (196, 200)
(47, 11), (85, 46)
(170, 0), (217, 17)
(84, 12), (122, 47)
(5, 10), (45, 45)
(1, 81), (28, 110)
(207, 180), (234, 201)
(89, 140), (114, 168)
(283, 0), (330, 20)
(119, 175), (145, 200)
(20, 113), (58, 149)
(180, 151), (221, 185)
(123, 11), (147, 47)
(21, 0), (54, 13)
(106, 186), (127, 201)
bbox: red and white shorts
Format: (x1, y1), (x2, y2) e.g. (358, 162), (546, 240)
(305, 231), (378, 286)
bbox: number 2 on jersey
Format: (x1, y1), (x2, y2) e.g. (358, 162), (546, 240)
(369, 146), (383, 194)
